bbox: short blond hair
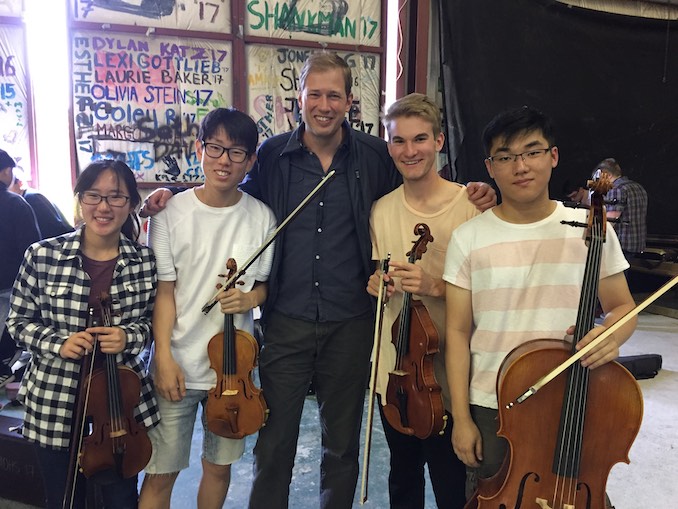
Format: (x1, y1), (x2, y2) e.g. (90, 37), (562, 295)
(383, 93), (442, 138)
(299, 52), (352, 98)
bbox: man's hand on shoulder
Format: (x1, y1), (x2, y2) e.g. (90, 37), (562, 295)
(139, 188), (174, 218)
(466, 182), (497, 212)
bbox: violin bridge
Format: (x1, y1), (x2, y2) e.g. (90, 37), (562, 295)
(109, 430), (128, 438)
(390, 370), (408, 377)
(222, 389), (239, 396)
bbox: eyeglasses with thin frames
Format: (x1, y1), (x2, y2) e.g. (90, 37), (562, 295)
(80, 191), (130, 207)
(487, 147), (553, 167)
(201, 141), (249, 163)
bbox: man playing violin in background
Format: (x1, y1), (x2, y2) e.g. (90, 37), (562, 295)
(443, 106), (637, 507)
(139, 108), (276, 509)
(366, 93), (493, 508)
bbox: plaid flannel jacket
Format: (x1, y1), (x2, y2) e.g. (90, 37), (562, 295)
(7, 228), (160, 449)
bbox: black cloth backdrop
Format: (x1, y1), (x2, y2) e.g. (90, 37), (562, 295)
(439, 0), (677, 236)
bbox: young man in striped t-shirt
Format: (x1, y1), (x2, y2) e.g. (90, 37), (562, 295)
(443, 106), (636, 498)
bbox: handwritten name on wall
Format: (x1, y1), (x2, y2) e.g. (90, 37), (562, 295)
(72, 31), (233, 183)
(71, 0), (232, 33)
(0, 26), (31, 174)
(246, 0), (381, 46)
(247, 45), (380, 139)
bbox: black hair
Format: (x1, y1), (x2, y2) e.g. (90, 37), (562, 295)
(74, 160), (141, 241)
(198, 108), (258, 155)
(482, 106), (555, 155)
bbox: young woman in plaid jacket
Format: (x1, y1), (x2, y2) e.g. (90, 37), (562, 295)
(6, 160), (159, 509)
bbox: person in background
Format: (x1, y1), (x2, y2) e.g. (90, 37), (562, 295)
(138, 108), (276, 509)
(6, 160), (159, 508)
(140, 53), (496, 509)
(9, 167), (73, 239)
(366, 93), (478, 509)
(443, 107), (636, 508)
(594, 157), (648, 260)
(0, 149), (41, 388)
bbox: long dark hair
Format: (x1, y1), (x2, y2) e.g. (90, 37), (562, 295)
(73, 160), (141, 241)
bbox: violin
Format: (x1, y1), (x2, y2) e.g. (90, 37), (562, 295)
(467, 174), (643, 509)
(205, 258), (268, 439)
(78, 293), (152, 481)
(382, 223), (447, 439)
(64, 293), (152, 507)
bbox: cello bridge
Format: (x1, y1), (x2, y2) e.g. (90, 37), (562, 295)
(222, 389), (239, 396)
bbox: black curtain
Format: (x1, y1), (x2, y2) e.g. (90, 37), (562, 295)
(439, 0), (677, 236)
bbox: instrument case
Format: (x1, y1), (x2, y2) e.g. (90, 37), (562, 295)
(616, 354), (663, 380)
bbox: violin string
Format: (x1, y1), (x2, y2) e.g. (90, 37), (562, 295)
(103, 303), (124, 447)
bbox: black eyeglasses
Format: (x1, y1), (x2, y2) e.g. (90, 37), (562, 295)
(80, 191), (130, 207)
(201, 142), (249, 163)
(487, 147), (553, 167)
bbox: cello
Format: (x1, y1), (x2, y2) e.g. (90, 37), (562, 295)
(64, 293), (152, 508)
(205, 258), (268, 439)
(468, 175), (643, 509)
(382, 223), (447, 439)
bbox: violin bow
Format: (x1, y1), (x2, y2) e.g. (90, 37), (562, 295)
(360, 254), (390, 504)
(509, 274), (678, 407)
(201, 170), (336, 314)
(63, 308), (98, 509)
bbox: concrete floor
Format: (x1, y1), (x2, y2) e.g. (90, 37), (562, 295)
(1, 311), (676, 509)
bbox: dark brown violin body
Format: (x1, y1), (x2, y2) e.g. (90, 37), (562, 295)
(64, 293), (151, 509)
(205, 259), (267, 439)
(382, 223), (447, 439)
(79, 361), (152, 481)
(467, 173), (643, 509)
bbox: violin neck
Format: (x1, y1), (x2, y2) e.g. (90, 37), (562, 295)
(223, 313), (236, 375)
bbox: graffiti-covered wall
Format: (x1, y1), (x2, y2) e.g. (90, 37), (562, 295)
(72, 31), (233, 183)
(69, 0), (384, 186)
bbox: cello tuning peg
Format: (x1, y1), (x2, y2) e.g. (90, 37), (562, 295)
(560, 220), (588, 228)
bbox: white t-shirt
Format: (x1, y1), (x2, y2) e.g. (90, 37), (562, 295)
(149, 189), (276, 390)
(443, 202), (629, 409)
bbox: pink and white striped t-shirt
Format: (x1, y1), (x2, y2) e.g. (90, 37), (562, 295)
(443, 202), (629, 409)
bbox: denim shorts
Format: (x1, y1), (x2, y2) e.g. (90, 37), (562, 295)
(144, 389), (245, 474)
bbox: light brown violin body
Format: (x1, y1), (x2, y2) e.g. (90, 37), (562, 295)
(206, 322), (267, 439)
(205, 258), (267, 439)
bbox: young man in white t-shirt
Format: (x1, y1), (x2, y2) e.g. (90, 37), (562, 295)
(443, 106), (636, 502)
(139, 108), (276, 509)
